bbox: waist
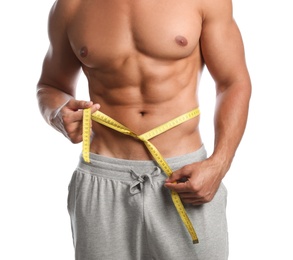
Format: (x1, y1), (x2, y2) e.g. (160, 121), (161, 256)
(90, 132), (202, 160)
(89, 107), (202, 160)
(79, 145), (207, 178)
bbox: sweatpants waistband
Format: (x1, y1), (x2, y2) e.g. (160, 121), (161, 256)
(76, 145), (207, 180)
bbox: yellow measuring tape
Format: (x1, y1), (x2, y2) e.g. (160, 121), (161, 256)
(82, 108), (200, 244)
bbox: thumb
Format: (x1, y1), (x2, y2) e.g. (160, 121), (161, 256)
(165, 167), (192, 183)
(67, 99), (94, 111)
(66, 100), (101, 112)
(90, 103), (101, 113)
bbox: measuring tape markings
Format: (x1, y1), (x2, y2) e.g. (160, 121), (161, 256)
(82, 108), (200, 244)
(139, 137), (199, 244)
(82, 108), (91, 163)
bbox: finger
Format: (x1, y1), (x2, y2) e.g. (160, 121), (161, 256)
(80, 101), (101, 110)
(178, 192), (198, 199)
(91, 103), (101, 113)
(182, 195), (212, 205)
(166, 169), (192, 183)
(181, 198), (206, 206)
(178, 191), (207, 204)
(62, 109), (83, 124)
(164, 181), (191, 193)
(67, 99), (93, 110)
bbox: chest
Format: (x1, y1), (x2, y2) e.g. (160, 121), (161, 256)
(68, 0), (202, 68)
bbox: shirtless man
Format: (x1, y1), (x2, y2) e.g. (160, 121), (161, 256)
(37, 0), (251, 259)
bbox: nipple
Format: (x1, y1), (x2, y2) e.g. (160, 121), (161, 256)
(175, 36), (188, 47)
(80, 46), (88, 58)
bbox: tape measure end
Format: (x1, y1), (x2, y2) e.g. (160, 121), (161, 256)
(193, 239), (199, 244)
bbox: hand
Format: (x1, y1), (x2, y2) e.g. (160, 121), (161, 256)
(51, 99), (100, 143)
(164, 158), (225, 205)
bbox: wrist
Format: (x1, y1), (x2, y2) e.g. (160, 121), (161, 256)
(209, 150), (233, 178)
(49, 100), (71, 133)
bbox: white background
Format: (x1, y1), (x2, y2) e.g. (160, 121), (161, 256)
(1, 0), (292, 259)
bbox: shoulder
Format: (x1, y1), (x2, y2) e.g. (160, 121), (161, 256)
(48, 0), (80, 27)
(46, 0), (80, 42)
(200, 0), (233, 22)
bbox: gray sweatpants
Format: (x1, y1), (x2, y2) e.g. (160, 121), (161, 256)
(67, 146), (229, 260)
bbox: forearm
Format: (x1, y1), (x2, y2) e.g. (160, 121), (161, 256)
(210, 81), (251, 176)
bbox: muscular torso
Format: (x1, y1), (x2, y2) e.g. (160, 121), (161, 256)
(67, 0), (205, 159)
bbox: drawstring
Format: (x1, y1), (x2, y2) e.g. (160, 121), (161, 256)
(129, 167), (161, 194)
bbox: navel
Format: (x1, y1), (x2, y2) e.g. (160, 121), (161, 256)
(139, 111), (146, 117)
(175, 35), (188, 47)
(80, 46), (88, 58)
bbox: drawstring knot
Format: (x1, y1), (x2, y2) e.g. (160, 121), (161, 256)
(129, 167), (161, 194)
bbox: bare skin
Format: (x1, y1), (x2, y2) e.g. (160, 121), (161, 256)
(37, 0), (251, 205)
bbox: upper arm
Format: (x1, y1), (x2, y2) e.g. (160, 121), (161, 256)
(37, 0), (81, 97)
(200, 0), (250, 93)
